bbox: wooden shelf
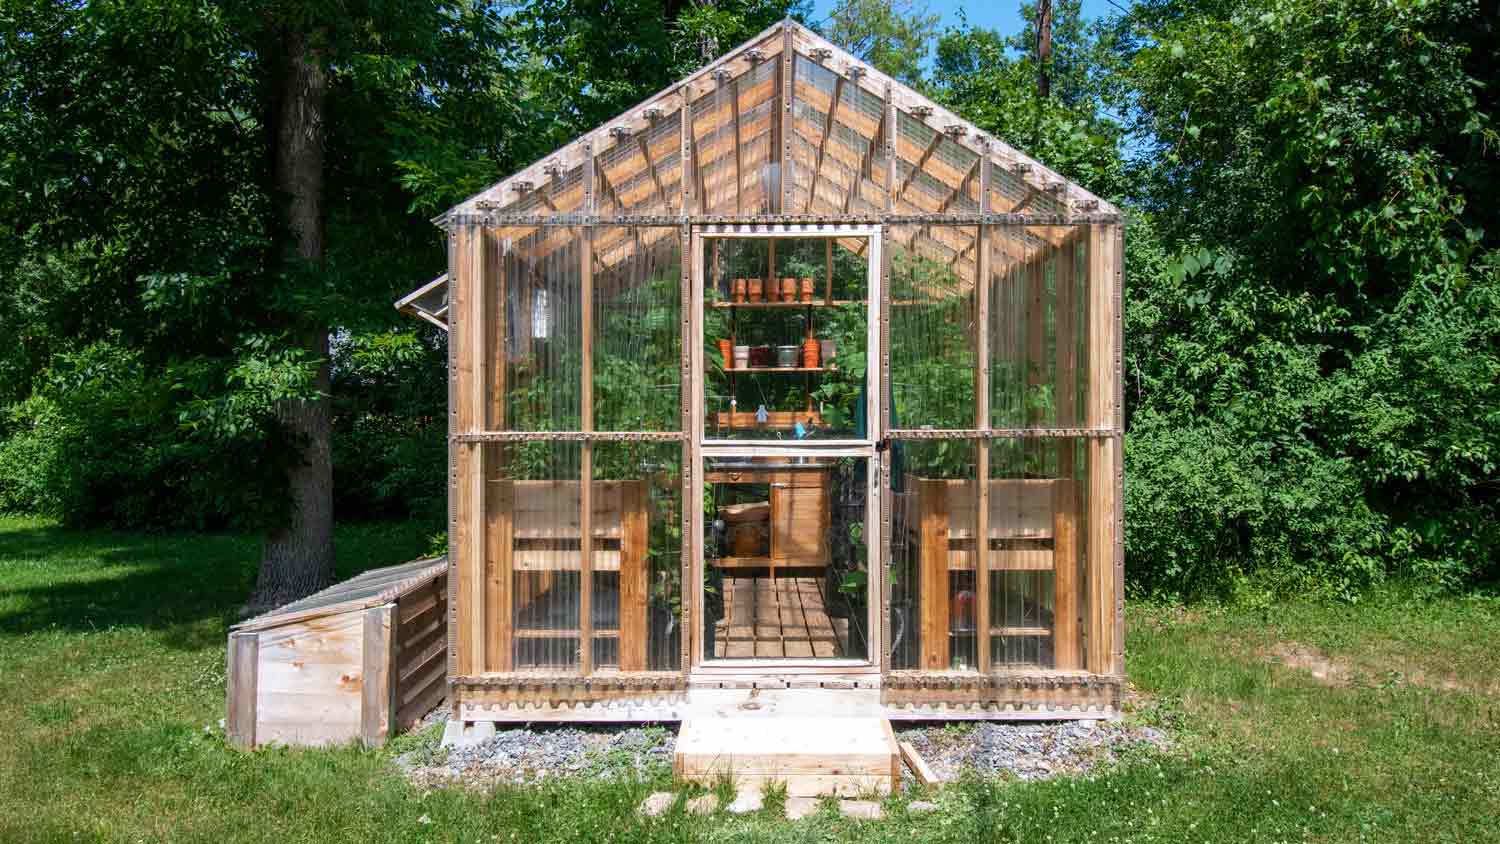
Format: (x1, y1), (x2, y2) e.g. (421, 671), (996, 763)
(947, 627), (1051, 638)
(710, 556), (829, 569)
(514, 629), (620, 639)
(712, 299), (862, 309)
(725, 366), (832, 374)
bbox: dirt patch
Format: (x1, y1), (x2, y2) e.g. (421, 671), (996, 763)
(1266, 641), (1350, 686)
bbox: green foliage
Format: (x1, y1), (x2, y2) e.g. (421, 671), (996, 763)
(1117, 0), (1500, 597)
(823, 0), (940, 86)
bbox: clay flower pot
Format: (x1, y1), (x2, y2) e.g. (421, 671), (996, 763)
(747, 278), (763, 303)
(732, 277), (747, 303)
(781, 276), (798, 302)
(718, 339), (733, 369)
(802, 337), (820, 368)
(800, 277), (816, 303)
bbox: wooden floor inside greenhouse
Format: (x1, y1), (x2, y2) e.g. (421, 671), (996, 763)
(713, 576), (852, 659)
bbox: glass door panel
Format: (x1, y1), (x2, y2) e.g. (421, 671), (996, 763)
(700, 235), (871, 443)
(701, 455), (871, 661)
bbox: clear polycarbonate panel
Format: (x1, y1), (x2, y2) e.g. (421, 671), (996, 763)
(592, 441), (684, 671)
(886, 225), (977, 430)
(787, 52), (858, 215)
(987, 226), (1089, 430)
(988, 161), (1070, 217)
(499, 440), (584, 673)
(702, 236), (869, 441)
(688, 59), (778, 215)
(985, 436), (1089, 670)
(594, 109), (683, 217)
(592, 226), (682, 431)
(703, 455), (870, 660)
(885, 438), (979, 671)
(482, 226), (584, 432)
(893, 109), (980, 217)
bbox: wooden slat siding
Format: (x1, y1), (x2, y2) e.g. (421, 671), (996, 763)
(618, 481), (650, 670)
(1086, 223), (1116, 676)
(360, 604), (397, 745)
(1051, 479), (1082, 670)
(975, 144), (992, 674)
(254, 613), (364, 746)
(918, 478), (950, 670)
(397, 676), (446, 731)
(225, 632), (258, 749)
(486, 479), (513, 670)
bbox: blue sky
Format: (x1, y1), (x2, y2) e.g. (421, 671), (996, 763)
(805, 0), (1122, 44)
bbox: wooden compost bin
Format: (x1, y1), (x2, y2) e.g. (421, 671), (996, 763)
(226, 557), (447, 748)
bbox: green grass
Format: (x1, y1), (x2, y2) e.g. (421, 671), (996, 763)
(0, 515), (1496, 843)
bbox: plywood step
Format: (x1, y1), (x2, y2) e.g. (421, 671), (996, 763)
(674, 716), (900, 797)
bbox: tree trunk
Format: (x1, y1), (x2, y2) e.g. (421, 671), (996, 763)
(1036, 0), (1053, 99)
(247, 28), (334, 614)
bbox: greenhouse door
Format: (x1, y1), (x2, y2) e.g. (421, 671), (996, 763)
(686, 225), (884, 675)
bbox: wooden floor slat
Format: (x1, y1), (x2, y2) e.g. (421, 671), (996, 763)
(712, 575), (846, 660)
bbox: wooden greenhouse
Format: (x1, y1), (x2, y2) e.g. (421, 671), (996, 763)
(398, 19), (1124, 727)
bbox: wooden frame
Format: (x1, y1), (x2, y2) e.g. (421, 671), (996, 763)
(422, 19), (1124, 723)
(688, 225), (884, 676)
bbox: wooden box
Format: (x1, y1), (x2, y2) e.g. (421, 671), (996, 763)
(226, 557), (447, 748)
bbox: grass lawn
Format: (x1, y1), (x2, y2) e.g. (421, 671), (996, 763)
(0, 515), (1496, 843)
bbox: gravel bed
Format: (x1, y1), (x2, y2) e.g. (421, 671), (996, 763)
(896, 719), (1169, 783)
(397, 721), (676, 788)
(395, 712), (1166, 790)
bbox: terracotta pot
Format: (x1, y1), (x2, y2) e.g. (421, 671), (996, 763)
(747, 278), (763, 303)
(800, 277), (816, 303)
(781, 276), (798, 302)
(802, 337), (820, 368)
(718, 339), (733, 369)
(732, 277), (747, 303)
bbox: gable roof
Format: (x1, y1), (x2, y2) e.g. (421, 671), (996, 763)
(437, 18), (1119, 226)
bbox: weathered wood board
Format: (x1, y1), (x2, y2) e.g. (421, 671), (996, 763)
(674, 716), (899, 797)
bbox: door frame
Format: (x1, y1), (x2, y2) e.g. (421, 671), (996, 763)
(687, 224), (884, 676)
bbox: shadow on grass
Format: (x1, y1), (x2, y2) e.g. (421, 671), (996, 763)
(0, 519), (432, 649)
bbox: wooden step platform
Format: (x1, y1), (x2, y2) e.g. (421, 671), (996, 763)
(674, 716), (900, 797)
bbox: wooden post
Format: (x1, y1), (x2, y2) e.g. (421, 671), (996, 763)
(484, 229), (512, 673)
(883, 85), (896, 213)
(780, 25), (794, 213)
(579, 151), (596, 676)
(1052, 228), (1081, 670)
(452, 223), (486, 677)
(918, 479), (950, 671)
(1086, 224), (1118, 676)
(824, 238), (833, 304)
(225, 632), (258, 749)
(974, 150), (992, 675)
(360, 604), (397, 746)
